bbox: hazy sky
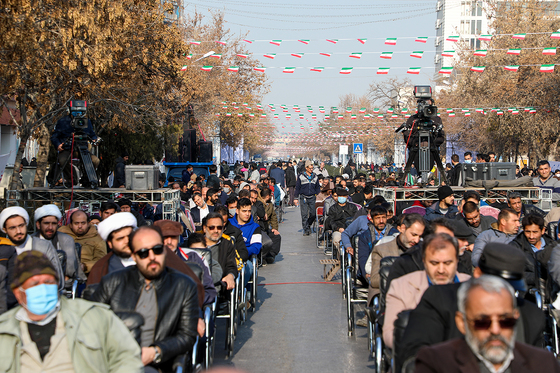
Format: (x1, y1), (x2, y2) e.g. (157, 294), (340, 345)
(184, 0), (443, 133)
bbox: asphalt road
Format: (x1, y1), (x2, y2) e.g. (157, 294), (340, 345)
(213, 206), (372, 372)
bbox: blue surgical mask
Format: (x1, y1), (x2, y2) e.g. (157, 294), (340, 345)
(338, 196), (347, 204)
(464, 159), (472, 164)
(23, 284), (59, 315)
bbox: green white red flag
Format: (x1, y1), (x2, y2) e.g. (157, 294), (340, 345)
(507, 48), (521, 55)
(540, 64), (555, 73)
(210, 54), (222, 59)
(377, 67), (390, 74)
(186, 54), (192, 60)
(270, 40), (282, 46)
(439, 67), (453, 74)
(410, 51), (424, 58)
(407, 67), (421, 74)
(470, 66), (485, 72)
(190, 41), (201, 45)
(385, 38), (397, 45)
(236, 54), (248, 58)
(415, 36), (428, 43)
(326, 39), (338, 44)
(350, 52), (362, 59)
(504, 65), (519, 72)
(320, 53), (332, 57)
(442, 50), (456, 57)
(215, 40), (227, 45)
(340, 67), (353, 74)
(227, 66), (239, 72)
(310, 67), (324, 72)
(264, 53), (276, 59)
(512, 33), (526, 40)
(291, 53), (304, 58)
(200, 66), (213, 71)
(478, 34), (492, 41)
(298, 39), (309, 44)
(358, 38), (367, 44)
(181, 65), (187, 71)
(380, 52), (393, 59)
(543, 48), (556, 55)
(243, 39), (254, 43)
(446, 36), (460, 42)
(473, 50), (487, 57)
(551, 32), (560, 39)
(254, 67), (266, 72)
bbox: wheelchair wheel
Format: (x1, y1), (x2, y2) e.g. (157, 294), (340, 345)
(375, 334), (384, 373)
(346, 267), (354, 336)
(341, 251), (347, 299)
(368, 318), (375, 359)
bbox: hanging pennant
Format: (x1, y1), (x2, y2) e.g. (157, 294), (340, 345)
(358, 38), (367, 44)
(415, 36), (428, 43)
(385, 38), (397, 45)
(350, 52), (362, 59)
(507, 48), (521, 55)
(470, 66), (486, 72)
(407, 67), (421, 74)
(410, 51), (424, 58)
(340, 67), (353, 74)
(310, 67), (324, 72)
(380, 52), (393, 59)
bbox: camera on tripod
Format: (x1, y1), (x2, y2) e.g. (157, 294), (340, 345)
(414, 86), (438, 119)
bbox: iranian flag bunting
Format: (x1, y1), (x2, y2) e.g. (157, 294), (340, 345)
(345, 107), (352, 113)
(446, 35), (460, 42)
(464, 112), (471, 117)
(507, 48), (521, 55)
(243, 39), (254, 43)
(415, 36), (428, 43)
(215, 40), (227, 45)
(181, 65), (187, 71)
(186, 54), (192, 60)
(359, 108), (366, 113)
(410, 51), (424, 58)
(448, 112), (455, 117)
(190, 41), (201, 45)
(264, 53), (276, 59)
(298, 39), (310, 44)
(385, 38), (397, 45)
(470, 66), (485, 72)
(349, 52), (362, 59)
(210, 53), (222, 59)
(227, 66), (239, 72)
(377, 67), (390, 74)
(442, 50), (456, 57)
(236, 54), (248, 58)
(254, 67), (266, 72)
(320, 53), (332, 57)
(358, 38), (367, 44)
(407, 67), (421, 74)
(478, 34), (492, 41)
(473, 50), (487, 57)
(439, 67), (453, 74)
(380, 52), (393, 59)
(543, 48), (556, 55)
(291, 53), (304, 58)
(504, 65), (519, 72)
(540, 64), (555, 73)
(513, 33), (526, 40)
(310, 67), (324, 72)
(200, 66), (213, 71)
(324, 115), (330, 119)
(326, 39), (338, 44)
(551, 32), (560, 39)
(373, 108), (380, 113)
(340, 67), (353, 74)
(270, 40), (282, 46)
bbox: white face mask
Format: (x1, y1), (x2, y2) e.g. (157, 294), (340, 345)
(464, 159), (472, 164)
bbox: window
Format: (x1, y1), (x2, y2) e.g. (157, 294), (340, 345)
(471, 20), (476, 34)
(477, 20), (482, 34)
(477, 1), (483, 16)
(470, 38), (475, 49)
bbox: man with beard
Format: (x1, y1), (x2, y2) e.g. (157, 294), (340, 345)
(59, 210), (106, 275)
(32, 204), (86, 286)
(414, 275), (559, 373)
(86, 212), (138, 285)
(203, 213), (238, 291)
(425, 185), (458, 221)
(0, 206), (64, 291)
(460, 202), (496, 238)
(91, 226), (199, 373)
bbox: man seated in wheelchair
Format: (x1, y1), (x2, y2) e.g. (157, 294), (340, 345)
(202, 213), (238, 293)
(90, 226), (199, 373)
(324, 188), (358, 253)
(383, 233), (470, 349)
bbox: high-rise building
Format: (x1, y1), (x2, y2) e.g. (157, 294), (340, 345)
(434, 1), (490, 78)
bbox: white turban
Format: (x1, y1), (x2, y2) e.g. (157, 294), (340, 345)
(34, 204), (62, 223)
(97, 212), (138, 241)
(0, 206), (29, 233)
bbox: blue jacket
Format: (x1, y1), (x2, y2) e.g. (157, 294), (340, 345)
(270, 167), (285, 188)
(294, 172), (321, 197)
(424, 203), (459, 222)
(229, 215), (262, 256)
(51, 115), (97, 149)
(341, 215), (370, 250)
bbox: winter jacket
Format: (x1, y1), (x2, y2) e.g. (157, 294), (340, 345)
(424, 202), (459, 222)
(206, 173), (220, 189)
(285, 168), (297, 188)
(91, 266), (199, 369)
(51, 115), (97, 150)
(31, 231), (87, 282)
(113, 156), (126, 188)
(58, 224), (106, 274)
(223, 222), (249, 262)
(325, 203), (358, 231)
(229, 215), (262, 256)
(269, 167), (285, 188)
(472, 224), (517, 267)
(510, 233), (557, 290)
(294, 172), (321, 197)
(0, 297), (143, 373)
(533, 175), (560, 202)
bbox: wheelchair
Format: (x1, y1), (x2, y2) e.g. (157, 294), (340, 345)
(345, 236), (369, 337)
(57, 242), (84, 299)
(367, 256), (398, 373)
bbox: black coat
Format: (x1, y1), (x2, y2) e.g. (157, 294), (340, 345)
(113, 156), (126, 188)
(400, 282), (546, 366)
(223, 222), (249, 262)
(190, 205), (215, 224)
(90, 266), (199, 367)
(416, 338), (560, 373)
(285, 168), (296, 187)
(325, 203), (358, 231)
(510, 232), (556, 290)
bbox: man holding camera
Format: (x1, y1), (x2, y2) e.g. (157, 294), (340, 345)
(51, 103), (100, 186)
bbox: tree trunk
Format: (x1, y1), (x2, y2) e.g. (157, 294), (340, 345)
(33, 122), (50, 187)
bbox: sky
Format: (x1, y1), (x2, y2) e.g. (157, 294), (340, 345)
(183, 0), (445, 135)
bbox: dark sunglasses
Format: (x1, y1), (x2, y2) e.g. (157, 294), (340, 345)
(134, 244), (164, 259)
(468, 316), (517, 331)
(207, 225), (223, 231)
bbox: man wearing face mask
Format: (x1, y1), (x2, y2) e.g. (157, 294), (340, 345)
(0, 250), (143, 372)
(220, 181), (237, 205)
(325, 188), (358, 253)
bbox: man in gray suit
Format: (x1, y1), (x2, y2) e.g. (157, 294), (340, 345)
(32, 204), (86, 285)
(0, 206), (65, 291)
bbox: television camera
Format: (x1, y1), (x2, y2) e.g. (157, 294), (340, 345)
(51, 100), (100, 189)
(395, 86), (447, 185)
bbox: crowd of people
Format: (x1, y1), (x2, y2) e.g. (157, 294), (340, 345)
(2, 154), (560, 372)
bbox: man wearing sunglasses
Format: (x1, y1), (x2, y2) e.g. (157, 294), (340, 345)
(398, 243), (546, 372)
(203, 212), (238, 291)
(91, 226), (199, 372)
(415, 275), (560, 373)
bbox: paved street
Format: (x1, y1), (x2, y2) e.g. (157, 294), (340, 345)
(214, 207), (372, 372)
